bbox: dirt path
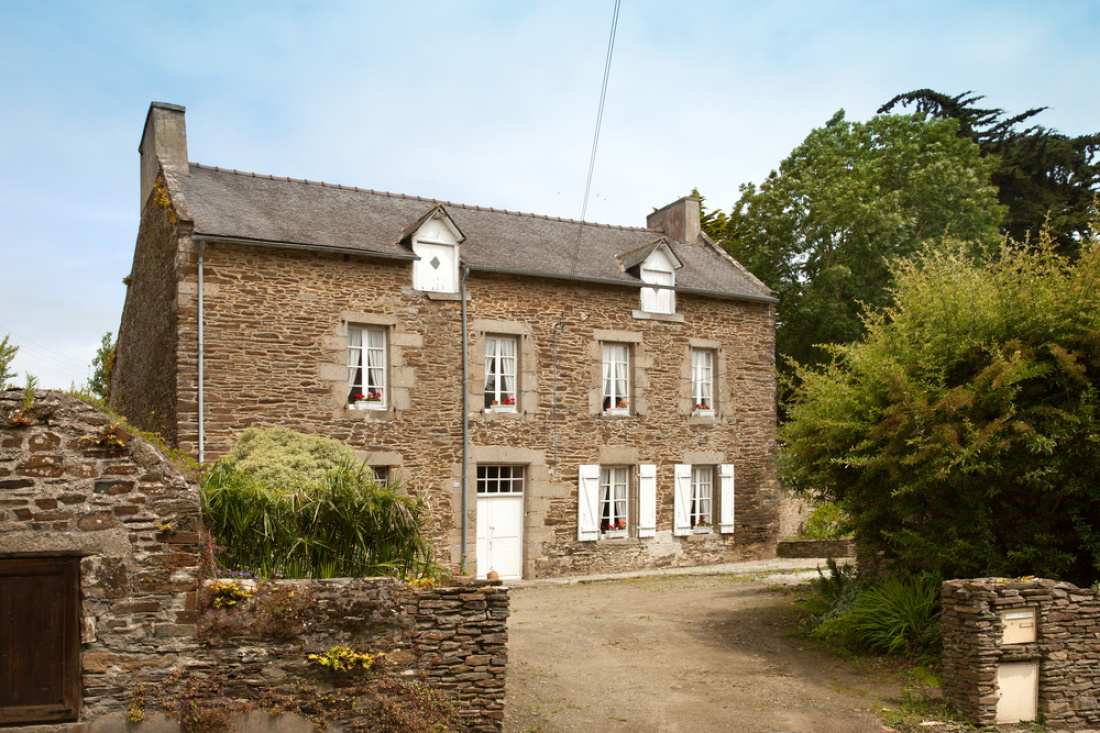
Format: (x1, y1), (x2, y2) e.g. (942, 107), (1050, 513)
(502, 572), (904, 733)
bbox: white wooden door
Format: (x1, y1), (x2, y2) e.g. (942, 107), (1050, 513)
(476, 496), (524, 579)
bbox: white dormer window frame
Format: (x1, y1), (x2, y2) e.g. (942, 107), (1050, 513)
(638, 244), (680, 315)
(411, 216), (462, 293)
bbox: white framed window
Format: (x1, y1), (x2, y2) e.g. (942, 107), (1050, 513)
(476, 465), (525, 495)
(692, 349), (715, 415)
(600, 466), (629, 536)
(641, 267), (675, 314)
(484, 336), (518, 411)
(411, 216), (461, 293)
(348, 326), (387, 409)
(675, 463), (735, 535)
(690, 466), (713, 530)
(371, 466), (390, 485)
(602, 343), (630, 414)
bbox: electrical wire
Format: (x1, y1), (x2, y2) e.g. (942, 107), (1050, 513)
(569, 0), (622, 277)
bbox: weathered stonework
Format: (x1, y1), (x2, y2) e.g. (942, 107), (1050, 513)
(1, 392), (509, 732)
(121, 236), (779, 579)
(942, 577), (1100, 729)
(114, 102), (780, 581)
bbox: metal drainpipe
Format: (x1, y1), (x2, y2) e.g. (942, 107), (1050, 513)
(197, 241), (205, 466)
(460, 265), (471, 571)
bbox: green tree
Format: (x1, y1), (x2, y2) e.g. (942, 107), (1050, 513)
(782, 226), (1100, 585)
(0, 335), (17, 388)
(880, 89), (1100, 254)
(716, 111), (1004, 390)
(89, 331), (115, 402)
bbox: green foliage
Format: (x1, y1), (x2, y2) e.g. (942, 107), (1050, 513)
(714, 111), (1004, 396)
(0, 335), (16, 388)
(799, 557), (863, 633)
(881, 89), (1100, 255)
(89, 331), (115, 402)
(367, 679), (462, 733)
(783, 223), (1100, 585)
(227, 426), (358, 492)
(798, 502), (851, 539)
(843, 574), (942, 657)
(202, 457), (438, 580)
(22, 373), (37, 410)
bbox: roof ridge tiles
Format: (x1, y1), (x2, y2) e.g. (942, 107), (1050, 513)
(188, 161), (650, 232)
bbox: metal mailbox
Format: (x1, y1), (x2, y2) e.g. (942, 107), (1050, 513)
(1002, 608), (1037, 645)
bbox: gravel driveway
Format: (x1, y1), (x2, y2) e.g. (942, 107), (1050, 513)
(502, 562), (903, 733)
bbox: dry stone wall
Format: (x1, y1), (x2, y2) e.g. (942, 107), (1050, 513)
(942, 577), (1100, 729)
(0, 392), (509, 732)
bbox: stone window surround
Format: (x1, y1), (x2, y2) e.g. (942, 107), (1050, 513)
(586, 446), (643, 542)
(470, 320), (537, 421)
(683, 338), (729, 421)
(451, 446), (555, 580)
(331, 313), (419, 421)
(591, 330), (647, 417)
(355, 450), (405, 486)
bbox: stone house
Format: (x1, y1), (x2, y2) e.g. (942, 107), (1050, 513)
(113, 101), (780, 580)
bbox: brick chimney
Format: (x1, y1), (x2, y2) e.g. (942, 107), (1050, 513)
(138, 102), (188, 213)
(647, 196), (702, 242)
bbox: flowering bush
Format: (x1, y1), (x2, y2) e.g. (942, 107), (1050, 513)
(354, 391), (381, 403)
(615, 399), (629, 409)
(604, 519), (627, 532)
(695, 518), (712, 528)
(694, 401), (711, 411)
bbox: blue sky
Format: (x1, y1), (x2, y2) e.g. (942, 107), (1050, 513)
(1, 1), (1098, 388)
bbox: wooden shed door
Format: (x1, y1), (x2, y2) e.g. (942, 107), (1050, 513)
(0, 557), (81, 724)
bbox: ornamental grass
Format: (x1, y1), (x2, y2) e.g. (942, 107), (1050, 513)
(202, 457), (438, 580)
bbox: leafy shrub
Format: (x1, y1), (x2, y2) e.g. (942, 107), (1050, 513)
(228, 426), (358, 492)
(202, 457), (438, 579)
(844, 574), (942, 657)
(799, 557), (863, 633)
(798, 502), (851, 539)
(783, 225), (1100, 585)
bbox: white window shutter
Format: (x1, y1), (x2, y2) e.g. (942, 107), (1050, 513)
(638, 464), (657, 538)
(719, 463), (735, 533)
(577, 464), (600, 541)
(673, 464), (692, 536)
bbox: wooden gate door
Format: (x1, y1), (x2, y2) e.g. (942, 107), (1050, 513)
(0, 556), (81, 724)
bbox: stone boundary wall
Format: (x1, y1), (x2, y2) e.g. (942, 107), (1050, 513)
(942, 577), (1100, 729)
(194, 577), (509, 732)
(1, 392), (509, 732)
(775, 539), (854, 558)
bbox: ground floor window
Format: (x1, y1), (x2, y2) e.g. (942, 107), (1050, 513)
(600, 466), (629, 535)
(691, 466), (713, 528)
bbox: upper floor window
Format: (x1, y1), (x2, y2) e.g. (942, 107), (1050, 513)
(484, 336), (518, 411)
(410, 212), (462, 293)
(602, 343), (630, 414)
(348, 326), (386, 409)
(638, 245), (679, 314)
(692, 349), (715, 415)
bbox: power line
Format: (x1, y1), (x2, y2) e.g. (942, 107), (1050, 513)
(570, 0), (621, 277)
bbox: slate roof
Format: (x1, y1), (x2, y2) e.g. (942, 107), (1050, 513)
(178, 163), (775, 302)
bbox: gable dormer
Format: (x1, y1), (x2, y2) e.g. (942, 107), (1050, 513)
(620, 240), (683, 314)
(400, 205), (464, 293)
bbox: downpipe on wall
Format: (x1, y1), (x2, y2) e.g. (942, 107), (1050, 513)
(460, 265), (470, 572)
(198, 241), (205, 466)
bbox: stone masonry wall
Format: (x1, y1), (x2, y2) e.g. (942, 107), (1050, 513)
(112, 195), (184, 445)
(193, 577), (509, 732)
(0, 389), (203, 722)
(1, 392), (510, 732)
(156, 239), (779, 578)
(941, 577), (1100, 729)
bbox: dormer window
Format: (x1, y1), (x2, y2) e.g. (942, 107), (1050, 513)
(403, 206), (464, 294)
(639, 245), (680, 314)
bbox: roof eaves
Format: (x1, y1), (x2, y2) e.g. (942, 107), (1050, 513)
(463, 264), (778, 304)
(191, 233), (418, 261)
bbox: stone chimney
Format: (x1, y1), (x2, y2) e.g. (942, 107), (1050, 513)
(138, 102), (188, 213)
(647, 196), (702, 242)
